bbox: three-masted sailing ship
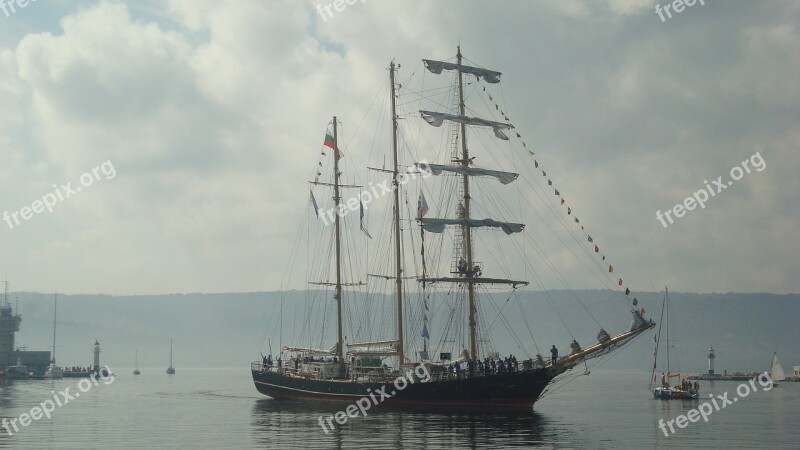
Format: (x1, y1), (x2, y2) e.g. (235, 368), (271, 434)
(252, 48), (655, 410)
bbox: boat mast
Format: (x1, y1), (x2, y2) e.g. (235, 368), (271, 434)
(332, 116), (345, 362)
(51, 293), (57, 365)
(456, 46), (478, 363)
(389, 62), (405, 364)
(665, 286), (670, 372)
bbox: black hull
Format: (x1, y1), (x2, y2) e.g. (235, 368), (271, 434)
(251, 367), (567, 411)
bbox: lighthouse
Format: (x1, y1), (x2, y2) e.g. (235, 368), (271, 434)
(707, 346), (715, 376)
(0, 282), (21, 368)
(93, 340), (101, 371)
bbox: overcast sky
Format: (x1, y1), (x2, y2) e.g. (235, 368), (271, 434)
(0, 0), (797, 295)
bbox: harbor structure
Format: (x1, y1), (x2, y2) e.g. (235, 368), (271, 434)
(0, 297), (22, 368)
(1, 282), (51, 377)
(688, 346), (760, 381)
(93, 340), (101, 371)
(708, 346), (715, 376)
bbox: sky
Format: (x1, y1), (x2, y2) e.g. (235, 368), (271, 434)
(0, 0), (797, 295)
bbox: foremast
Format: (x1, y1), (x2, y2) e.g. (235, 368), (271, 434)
(456, 47), (478, 364)
(418, 47), (527, 365)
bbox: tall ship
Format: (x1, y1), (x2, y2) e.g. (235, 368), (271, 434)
(252, 48), (655, 410)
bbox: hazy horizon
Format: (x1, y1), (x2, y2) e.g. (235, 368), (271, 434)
(8, 290), (799, 373)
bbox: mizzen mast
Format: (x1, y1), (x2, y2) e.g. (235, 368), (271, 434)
(332, 116), (344, 362)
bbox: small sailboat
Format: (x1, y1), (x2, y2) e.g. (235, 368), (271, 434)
(43, 293), (63, 379)
(651, 287), (698, 399)
(133, 350), (141, 376)
(770, 352), (785, 387)
(166, 338), (175, 375)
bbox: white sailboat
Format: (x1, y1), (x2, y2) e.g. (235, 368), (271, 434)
(133, 349), (141, 376)
(166, 338), (175, 375)
(43, 293), (63, 379)
(771, 352), (785, 386)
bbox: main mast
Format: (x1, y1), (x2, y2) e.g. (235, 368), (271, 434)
(457, 47), (478, 363)
(389, 62), (404, 364)
(332, 116), (345, 361)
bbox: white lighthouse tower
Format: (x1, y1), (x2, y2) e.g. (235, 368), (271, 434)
(93, 340), (101, 371)
(707, 346), (715, 376)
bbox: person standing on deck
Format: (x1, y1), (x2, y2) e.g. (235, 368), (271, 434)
(550, 345), (559, 365)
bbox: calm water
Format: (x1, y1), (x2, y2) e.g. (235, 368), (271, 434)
(0, 368), (795, 448)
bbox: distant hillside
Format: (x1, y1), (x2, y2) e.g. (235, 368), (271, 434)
(9, 290), (799, 374)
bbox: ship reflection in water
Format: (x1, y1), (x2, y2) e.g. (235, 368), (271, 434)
(250, 399), (570, 448)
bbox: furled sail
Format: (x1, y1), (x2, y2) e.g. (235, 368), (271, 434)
(423, 59), (502, 84)
(347, 339), (399, 348)
(420, 277), (529, 288)
(347, 340), (399, 357)
(420, 111), (514, 140)
(282, 346), (336, 356)
(416, 163), (518, 184)
(420, 218), (524, 235)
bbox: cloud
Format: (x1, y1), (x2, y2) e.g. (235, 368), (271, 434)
(0, 0), (797, 295)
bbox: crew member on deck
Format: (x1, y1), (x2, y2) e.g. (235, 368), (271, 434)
(550, 345), (558, 365)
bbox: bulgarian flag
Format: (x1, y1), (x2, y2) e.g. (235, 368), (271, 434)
(323, 132), (342, 159)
